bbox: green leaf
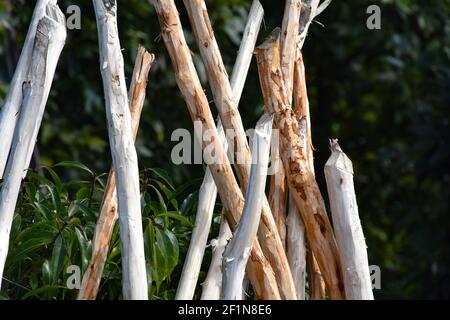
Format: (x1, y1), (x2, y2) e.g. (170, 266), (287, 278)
(42, 260), (51, 286)
(44, 166), (63, 193)
(147, 168), (174, 190)
(54, 161), (94, 176)
(50, 235), (67, 284)
(21, 285), (66, 300)
(156, 212), (193, 227)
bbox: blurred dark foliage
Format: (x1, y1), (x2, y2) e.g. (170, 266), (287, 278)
(0, 0), (449, 299)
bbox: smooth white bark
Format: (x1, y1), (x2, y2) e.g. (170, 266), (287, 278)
(324, 139), (373, 300)
(0, 0), (57, 178)
(286, 194), (307, 300)
(0, 4), (66, 287)
(176, 0), (264, 300)
(222, 113), (274, 300)
(93, 0), (147, 300)
(200, 216), (232, 300)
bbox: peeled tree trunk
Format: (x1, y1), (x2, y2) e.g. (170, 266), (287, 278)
(286, 119), (308, 300)
(77, 46), (154, 300)
(324, 140), (374, 300)
(286, 194), (307, 299)
(0, 0), (57, 178)
(0, 4), (66, 287)
(175, 0), (264, 300)
(307, 248), (326, 299)
(223, 113), (274, 300)
(93, 0), (147, 300)
(150, 0), (280, 300)
(281, 0), (302, 101)
(293, 51), (314, 173)
(255, 29), (345, 299)
(201, 213), (232, 299)
(183, 0), (297, 300)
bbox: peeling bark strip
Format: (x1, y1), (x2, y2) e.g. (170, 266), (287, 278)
(78, 46), (154, 300)
(176, 1), (264, 300)
(0, 0), (57, 178)
(93, 0), (147, 300)
(324, 140), (374, 300)
(150, 0), (280, 300)
(255, 29), (344, 299)
(183, 0), (296, 300)
(0, 4), (66, 287)
(223, 113), (274, 300)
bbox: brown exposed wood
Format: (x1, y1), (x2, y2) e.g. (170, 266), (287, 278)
(255, 28), (345, 300)
(78, 46), (155, 300)
(294, 50), (314, 173)
(268, 157), (288, 248)
(307, 249), (326, 299)
(150, 0), (280, 300)
(182, 0), (296, 300)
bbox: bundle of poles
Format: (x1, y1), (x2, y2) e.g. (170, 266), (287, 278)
(0, 0), (374, 300)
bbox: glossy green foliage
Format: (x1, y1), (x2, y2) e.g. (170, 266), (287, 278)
(0, 163), (202, 300)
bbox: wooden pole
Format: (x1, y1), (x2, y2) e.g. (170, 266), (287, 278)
(286, 194), (307, 299)
(183, 0), (296, 300)
(255, 29), (344, 299)
(175, 0), (264, 300)
(285, 119), (309, 300)
(150, 0), (280, 300)
(281, 0), (302, 101)
(324, 140), (374, 300)
(0, 3), (66, 287)
(222, 113), (274, 300)
(201, 213), (232, 300)
(77, 46), (154, 300)
(307, 248), (326, 299)
(93, 0), (147, 300)
(0, 0), (57, 178)
(293, 49), (327, 298)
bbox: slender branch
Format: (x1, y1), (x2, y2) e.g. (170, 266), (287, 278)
(183, 0), (296, 300)
(307, 249), (326, 299)
(175, 0), (264, 300)
(150, 0), (280, 300)
(324, 140), (374, 300)
(286, 193), (307, 299)
(255, 29), (344, 299)
(281, 0), (302, 101)
(222, 113), (274, 300)
(93, 0), (147, 300)
(200, 212), (232, 300)
(298, 0), (332, 49)
(77, 46), (154, 300)
(0, 3), (66, 287)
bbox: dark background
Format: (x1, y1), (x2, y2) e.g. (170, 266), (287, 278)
(0, 0), (449, 299)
